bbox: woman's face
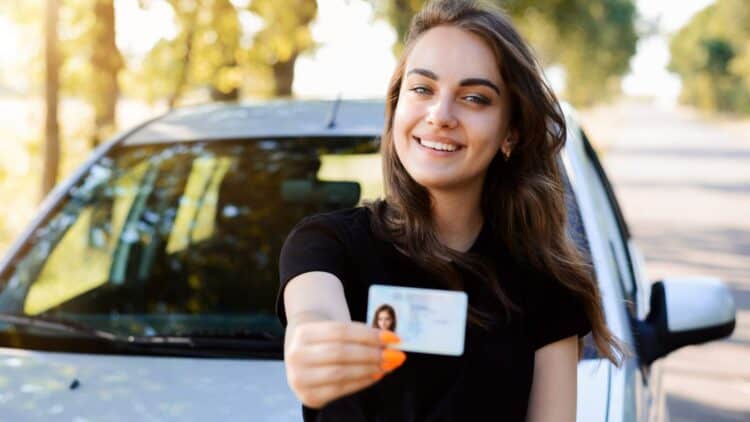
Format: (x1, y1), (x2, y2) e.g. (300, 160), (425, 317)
(393, 25), (512, 192)
(376, 310), (394, 330)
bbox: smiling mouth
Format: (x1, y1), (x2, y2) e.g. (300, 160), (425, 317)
(413, 136), (463, 152)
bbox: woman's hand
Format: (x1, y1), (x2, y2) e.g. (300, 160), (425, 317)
(284, 320), (406, 409)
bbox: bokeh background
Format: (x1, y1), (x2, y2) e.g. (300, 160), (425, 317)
(0, 0), (748, 420)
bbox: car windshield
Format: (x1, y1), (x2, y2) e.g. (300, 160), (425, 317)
(0, 137), (382, 348)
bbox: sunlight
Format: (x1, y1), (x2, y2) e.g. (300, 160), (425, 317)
(0, 16), (20, 66)
(115, 0), (179, 56)
(293, 0), (397, 98)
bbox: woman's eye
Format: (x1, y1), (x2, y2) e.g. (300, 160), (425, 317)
(465, 94), (490, 105)
(409, 86), (431, 95)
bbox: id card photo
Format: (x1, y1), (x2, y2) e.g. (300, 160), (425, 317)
(366, 284), (468, 356)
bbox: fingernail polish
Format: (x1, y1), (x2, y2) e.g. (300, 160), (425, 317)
(379, 331), (401, 344)
(382, 360), (403, 371)
(381, 349), (406, 371)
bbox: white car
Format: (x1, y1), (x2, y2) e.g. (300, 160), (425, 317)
(0, 99), (736, 421)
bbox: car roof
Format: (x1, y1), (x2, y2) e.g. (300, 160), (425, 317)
(122, 99), (386, 146)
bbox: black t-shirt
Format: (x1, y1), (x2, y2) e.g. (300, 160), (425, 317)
(276, 206), (591, 422)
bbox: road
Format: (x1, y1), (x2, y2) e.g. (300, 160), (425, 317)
(579, 100), (750, 422)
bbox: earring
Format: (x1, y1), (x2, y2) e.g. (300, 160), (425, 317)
(503, 137), (515, 162)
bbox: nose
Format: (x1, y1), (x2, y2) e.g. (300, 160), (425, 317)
(426, 96), (458, 129)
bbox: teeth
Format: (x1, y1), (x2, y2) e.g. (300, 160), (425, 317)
(418, 138), (459, 152)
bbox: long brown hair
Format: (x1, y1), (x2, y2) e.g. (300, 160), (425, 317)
(364, 0), (627, 365)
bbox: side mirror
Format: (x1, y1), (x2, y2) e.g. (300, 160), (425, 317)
(633, 277), (735, 366)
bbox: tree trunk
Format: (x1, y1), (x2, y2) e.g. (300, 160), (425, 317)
(208, 0), (240, 102)
(169, 6), (199, 110)
(91, 0), (123, 148)
(272, 52), (298, 97)
(42, 0), (60, 200)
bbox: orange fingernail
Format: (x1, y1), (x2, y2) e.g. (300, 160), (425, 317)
(381, 349), (406, 369)
(382, 360), (404, 372)
(379, 331), (401, 344)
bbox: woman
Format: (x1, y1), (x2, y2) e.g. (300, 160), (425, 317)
(372, 304), (397, 332)
(276, 0), (627, 420)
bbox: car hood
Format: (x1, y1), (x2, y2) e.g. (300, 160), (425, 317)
(0, 347), (300, 421)
(0, 348), (612, 421)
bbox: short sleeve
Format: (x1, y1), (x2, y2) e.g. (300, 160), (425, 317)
(525, 274), (592, 351)
(275, 214), (351, 327)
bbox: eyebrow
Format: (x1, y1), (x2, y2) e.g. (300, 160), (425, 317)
(406, 68), (501, 96)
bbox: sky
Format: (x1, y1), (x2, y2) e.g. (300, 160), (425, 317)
(0, 0), (718, 104)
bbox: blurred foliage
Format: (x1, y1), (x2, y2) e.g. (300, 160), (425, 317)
(247, 0), (318, 96)
(1, 0), (122, 147)
(1, 0), (318, 110)
(669, 0), (750, 114)
(0, 2), (45, 99)
(135, 0), (243, 106)
(1, 0), (637, 114)
(135, 0), (317, 104)
(368, 0), (638, 106)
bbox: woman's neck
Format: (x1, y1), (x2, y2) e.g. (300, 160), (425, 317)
(429, 185), (484, 253)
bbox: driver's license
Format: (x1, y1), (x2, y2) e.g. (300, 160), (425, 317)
(366, 284), (468, 356)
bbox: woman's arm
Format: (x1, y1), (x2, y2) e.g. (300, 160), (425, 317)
(282, 271), (403, 409)
(284, 271), (352, 330)
(525, 335), (579, 422)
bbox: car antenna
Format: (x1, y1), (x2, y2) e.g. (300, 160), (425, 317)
(326, 93), (342, 129)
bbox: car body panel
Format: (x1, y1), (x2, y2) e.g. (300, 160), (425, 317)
(0, 346), (617, 422)
(577, 360), (612, 421)
(0, 347), (299, 421)
(123, 100), (386, 145)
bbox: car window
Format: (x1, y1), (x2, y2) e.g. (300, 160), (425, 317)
(578, 131), (637, 315)
(0, 138), (382, 343)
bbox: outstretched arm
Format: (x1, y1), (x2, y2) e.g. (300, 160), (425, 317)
(283, 271), (403, 409)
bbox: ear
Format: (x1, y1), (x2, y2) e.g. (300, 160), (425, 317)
(502, 129), (519, 152)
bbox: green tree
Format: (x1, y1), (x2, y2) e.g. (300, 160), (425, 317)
(669, 0), (750, 113)
(247, 0), (318, 96)
(2, 0), (124, 147)
(368, 0), (638, 106)
(136, 0), (317, 105)
(136, 0), (242, 107)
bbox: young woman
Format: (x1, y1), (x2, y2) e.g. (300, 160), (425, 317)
(372, 304), (397, 331)
(276, 0), (626, 420)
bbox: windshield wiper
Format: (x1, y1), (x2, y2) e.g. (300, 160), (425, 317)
(150, 330), (282, 351)
(170, 329), (278, 341)
(0, 313), (121, 342)
(0, 313), (282, 356)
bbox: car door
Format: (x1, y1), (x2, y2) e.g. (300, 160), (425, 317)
(561, 115), (653, 422)
(575, 130), (671, 422)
